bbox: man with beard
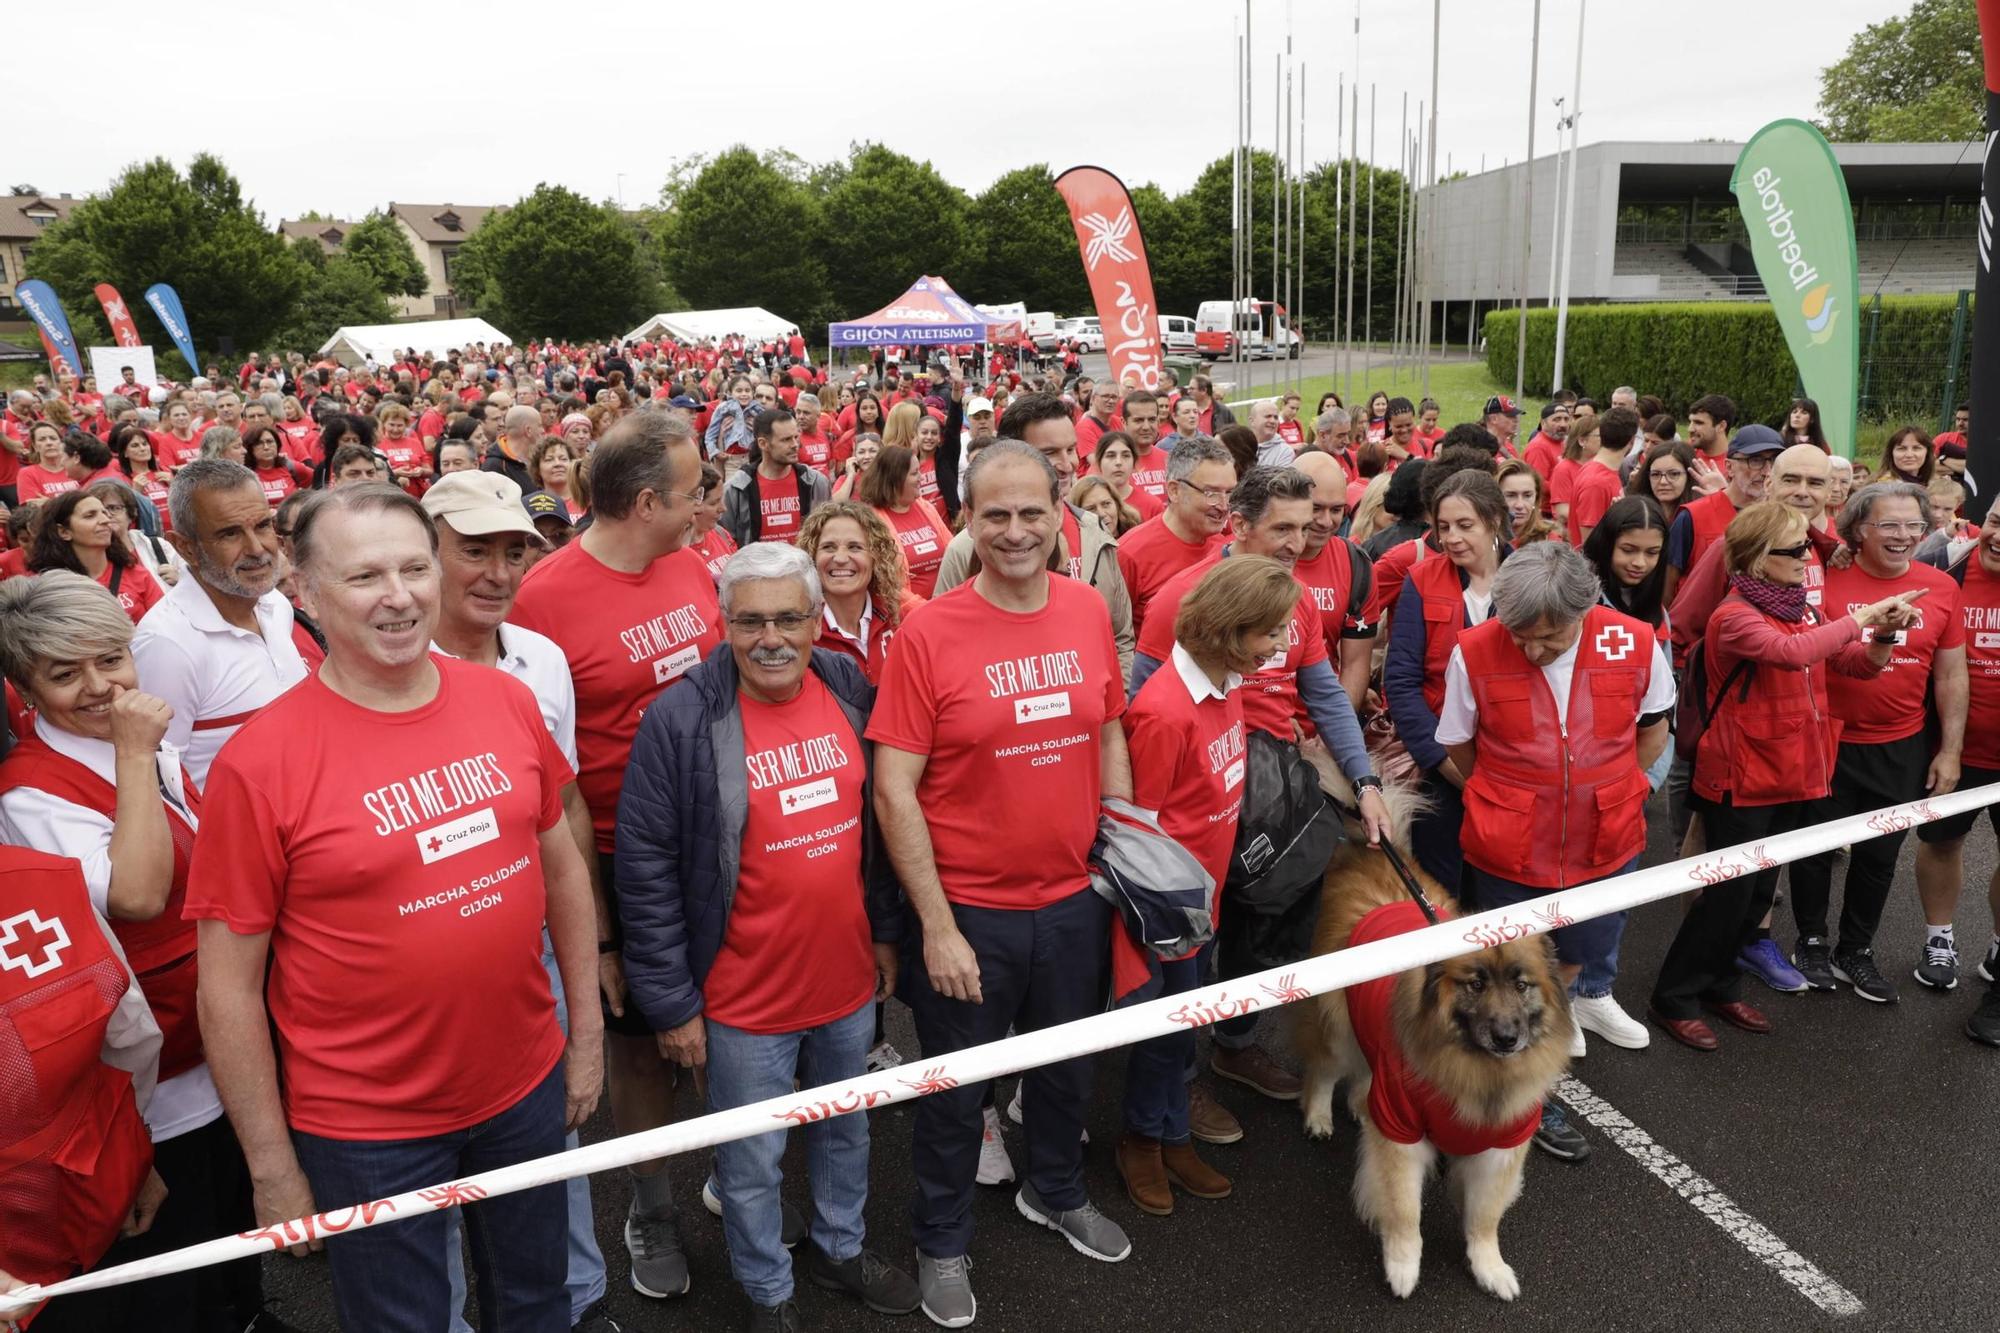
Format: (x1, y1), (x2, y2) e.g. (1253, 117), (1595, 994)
(1119, 389), (1170, 505)
(132, 459), (308, 788)
(1117, 436), (1238, 644)
(1524, 402), (1569, 502)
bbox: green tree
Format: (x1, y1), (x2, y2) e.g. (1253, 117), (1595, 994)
(23, 154), (308, 359)
(818, 144), (973, 315)
(661, 146), (829, 330)
(453, 184), (660, 340)
(340, 212), (428, 298)
(964, 165), (1090, 314)
(1818, 0), (1980, 142)
(273, 243), (395, 352)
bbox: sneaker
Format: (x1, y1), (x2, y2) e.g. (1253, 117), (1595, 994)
(804, 1242), (921, 1315)
(975, 1104), (1015, 1186)
(1531, 1102), (1590, 1163)
(625, 1202), (691, 1299)
(866, 1039), (905, 1072)
(1568, 1019), (1587, 1059)
(745, 1300), (801, 1333)
(1915, 933), (1959, 991)
(1571, 994), (1650, 1049)
(1188, 1082), (1244, 1145)
(1967, 986), (2000, 1048)
(1831, 947), (1898, 1004)
(1980, 938), (1999, 984)
(1791, 937), (1838, 992)
(915, 1253), (976, 1329)
(1014, 1183), (1132, 1262)
(1210, 1044), (1302, 1101)
(1736, 938), (1809, 993)
(572, 1299), (624, 1333)
(700, 1176), (806, 1248)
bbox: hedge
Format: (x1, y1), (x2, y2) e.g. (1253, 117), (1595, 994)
(1482, 296), (1973, 431)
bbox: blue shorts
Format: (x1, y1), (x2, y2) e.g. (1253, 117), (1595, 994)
(1464, 859), (1637, 969)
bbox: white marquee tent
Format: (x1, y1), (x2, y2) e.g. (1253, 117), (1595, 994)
(315, 317), (513, 368)
(622, 307), (798, 347)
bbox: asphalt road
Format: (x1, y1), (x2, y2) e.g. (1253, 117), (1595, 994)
(247, 796), (2000, 1332)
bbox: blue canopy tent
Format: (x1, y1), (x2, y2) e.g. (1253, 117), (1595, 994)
(827, 276), (1022, 367)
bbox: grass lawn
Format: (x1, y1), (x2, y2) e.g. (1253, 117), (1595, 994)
(1226, 355), (1508, 428)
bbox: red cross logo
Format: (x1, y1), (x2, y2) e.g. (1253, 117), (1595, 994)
(1594, 625), (1636, 662)
(0, 909), (72, 979)
(1015, 700), (1032, 721)
(426, 835), (444, 853)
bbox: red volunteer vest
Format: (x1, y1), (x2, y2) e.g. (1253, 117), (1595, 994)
(1691, 596), (1843, 808)
(1410, 553), (1476, 713)
(0, 738), (205, 1079)
(1458, 606), (1653, 888)
(1680, 490), (1739, 571)
(0, 848), (156, 1289)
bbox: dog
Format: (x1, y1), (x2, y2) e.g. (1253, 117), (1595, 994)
(1293, 766), (1573, 1302)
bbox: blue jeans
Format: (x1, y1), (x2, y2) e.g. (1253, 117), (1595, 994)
(1121, 954), (1201, 1143)
(292, 1064), (568, 1333)
(706, 999), (875, 1306)
(447, 939), (606, 1328)
(1466, 857), (1640, 998)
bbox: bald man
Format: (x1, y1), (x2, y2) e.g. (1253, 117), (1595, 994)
(1291, 450), (1376, 708)
(484, 404), (542, 494)
(1670, 442), (1835, 660)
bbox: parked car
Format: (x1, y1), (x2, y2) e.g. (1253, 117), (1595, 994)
(1053, 316), (1104, 353)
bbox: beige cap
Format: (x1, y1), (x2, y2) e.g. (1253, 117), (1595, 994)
(420, 470), (538, 538)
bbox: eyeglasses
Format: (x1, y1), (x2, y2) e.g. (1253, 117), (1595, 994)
(727, 612), (815, 634)
(1768, 542), (1812, 559)
(1862, 521), (1927, 536)
(1175, 481), (1231, 505)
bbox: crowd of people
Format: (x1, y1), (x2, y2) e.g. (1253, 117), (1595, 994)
(1, 332), (1996, 1333)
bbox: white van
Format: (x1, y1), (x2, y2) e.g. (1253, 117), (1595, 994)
(1022, 311), (1058, 349)
(1157, 314), (1197, 352)
(1194, 298), (1300, 359)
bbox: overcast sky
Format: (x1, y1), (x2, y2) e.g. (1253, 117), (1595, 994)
(15, 0), (1919, 222)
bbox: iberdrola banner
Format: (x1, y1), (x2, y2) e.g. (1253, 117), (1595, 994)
(143, 283), (201, 373)
(14, 279), (85, 378)
(1730, 120), (1860, 457)
(1053, 165), (1165, 392)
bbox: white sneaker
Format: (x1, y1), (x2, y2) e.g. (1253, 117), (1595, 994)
(1571, 994), (1650, 1050)
(866, 1039), (904, 1072)
(975, 1104), (1015, 1185)
(1569, 1020), (1587, 1058)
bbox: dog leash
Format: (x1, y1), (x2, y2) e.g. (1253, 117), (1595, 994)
(1377, 839), (1442, 927)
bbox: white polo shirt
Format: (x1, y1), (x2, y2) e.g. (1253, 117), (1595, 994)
(130, 575), (309, 790)
(431, 623), (578, 768)
(0, 718), (223, 1142)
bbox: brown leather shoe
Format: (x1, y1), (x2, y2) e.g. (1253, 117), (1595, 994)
(1703, 1000), (1772, 1034)
(1210, 1044), (1301, 1101)
(1188, 1082), (1244, 1145)
(1161, 1141), (1232, 1200)
(1649, 1006), (1719, 1052)
(1116, 1133), (1173, 1216)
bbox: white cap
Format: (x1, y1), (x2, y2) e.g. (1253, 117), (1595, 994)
(965, 395), (995, 417)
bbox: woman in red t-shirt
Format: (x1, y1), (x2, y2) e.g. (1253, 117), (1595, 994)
(528, 438), (584, 520)
(279, 394), (324, 465)
(16, 421), (78, 503)
(247, 426), (301, 507)
(685, 463), (737, 581)
(796, 500), (923, 685)
(114, 425), (175, 531)
(856, 445), (949, 599)
(1091, 432), (1166, 528)
(26, 488), (163, 623)
(831, 433), (881, 503)
(374, 403), (432, 496)
(1117, 554), (1298, 1214)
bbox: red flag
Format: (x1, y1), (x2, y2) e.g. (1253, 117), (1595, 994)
(1053, 166), (1165, 392)
(94, 283), (144, 348)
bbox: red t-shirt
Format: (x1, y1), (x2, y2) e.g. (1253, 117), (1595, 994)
(98, 560), (163, 624)
(511, 542), (723, 850)
(1347, 900), (1540, 1155)
(756, 469), (803, 542)
(1139, 550), (1329, 740)
(15, 464), (77, 502)
(797, 429), (834, 474)
(1124, 486), (1166, 524)
(1127, 448), (1169, 505)
(380, 440), (431, 496)
(866, 575), (1124, 910)
(151, 430), (201, 471)
(915, 454), (941, 507)
(417, 409), (447, 447)
(1549, 457), (1580, 515)
(280, 419), (322, 465)
(134, 473), (172, 529)
(1059, 507), (1086, 582)
(688, 525), (737, 582)
(1525, 433), (1563, 503)
(255, 466), (298, 507)
(1822, 560), (1964, 744)
(1275, 419), (1304, 446)
(1126, 658), (1247, 893)
(184, 659), (571, 1139)
(1959, 558), (2000, 771)
(1294, 537), (1373, 656)
(703, 677), (874, 1033)
(877, 501), (948, 599)
(1116, 516), (1222, 641)
(1568, 460), (1625, 544)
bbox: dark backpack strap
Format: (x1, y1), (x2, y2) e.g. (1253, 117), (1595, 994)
(1702, 654), (1755, 724)
(1344, 539), (1374, 631)
(107, 563), (124, 597)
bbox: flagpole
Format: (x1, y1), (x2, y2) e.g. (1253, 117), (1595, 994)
(1365, 82), (1376, 378)
(1515, 0), (1542, 399)
(1551, 0), (1589, 396)
(1393, 92), (1409, 385)
(1422, 0), (1442, 395)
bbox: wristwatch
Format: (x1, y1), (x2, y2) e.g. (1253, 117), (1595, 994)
(1353, 774), (1384, 793)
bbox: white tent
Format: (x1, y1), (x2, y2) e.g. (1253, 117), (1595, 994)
(622, 307), (798, 346)
(316, 318), (513, 368)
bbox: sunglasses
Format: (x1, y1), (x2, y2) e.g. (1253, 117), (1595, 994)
(1769, 542), (1811, 559)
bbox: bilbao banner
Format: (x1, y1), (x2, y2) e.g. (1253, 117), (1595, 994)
(143, 283), (200, 372)
(1054, 165), (1165, 392)
(94, 283), (145, 348)
(1730, 121), (1860, 458)
(1971, 0), (2000, 519)
(14, 279), (85, 378)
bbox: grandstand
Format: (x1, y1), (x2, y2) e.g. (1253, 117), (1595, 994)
(1421, 139), (1979, 333)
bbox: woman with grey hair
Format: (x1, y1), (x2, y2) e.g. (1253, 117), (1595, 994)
(1436, 540), (1679, 1158)
(197, 425), (246, 465)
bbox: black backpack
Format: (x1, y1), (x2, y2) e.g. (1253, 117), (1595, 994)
(1217, 731), (1342, 975)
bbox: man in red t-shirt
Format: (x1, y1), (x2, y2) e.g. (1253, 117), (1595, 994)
(1120, 389), (1170, 504)
(1292, 451), (1376, 707)
(616, 543), (918, 1321)
(868, 441), (1134, 1312)
(1523, 402), (1569, 502)
(1915, 507), (2000, 1033)
(1663, 426), (1778, 603)
(508, 411), (720, 1293)
(1116, 435), (1237, 644)
(1569, 406), (1639, 544)
(719, 408), (831, 548)
(1788, 481), (1967, 1002)
(793, 392), (836, 474)
(186, 483), (601, 1329)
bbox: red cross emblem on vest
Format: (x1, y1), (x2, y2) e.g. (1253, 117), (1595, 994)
(0, 909), (72, 979)
(1594, 624), (1636, 662)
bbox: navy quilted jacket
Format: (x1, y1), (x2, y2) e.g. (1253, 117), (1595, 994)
(615, 643), (904, 1032)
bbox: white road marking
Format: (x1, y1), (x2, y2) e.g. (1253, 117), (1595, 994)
(1555, 1075), (1864, 1318)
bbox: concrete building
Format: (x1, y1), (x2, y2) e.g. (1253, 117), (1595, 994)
(1417, 140), (1980, 341)
(0, 192), (83, 312)
(387, 202), (501, 318)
